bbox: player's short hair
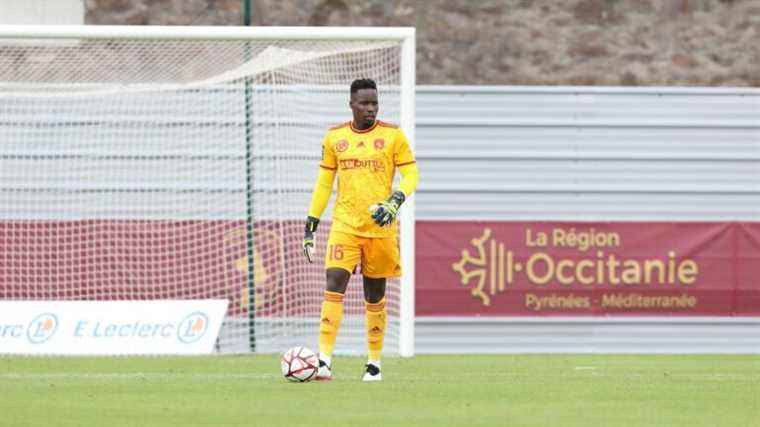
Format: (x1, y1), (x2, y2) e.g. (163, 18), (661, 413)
(350, 78), (377, 94)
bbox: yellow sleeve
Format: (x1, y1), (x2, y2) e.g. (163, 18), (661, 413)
(320, 133), (337, 170)
(398, 162), (419, 198)
(393, 129), (418, 197)
(307, 167), (335, 218)
(393, 129), (416, 167)
(307, 133), (337, 218)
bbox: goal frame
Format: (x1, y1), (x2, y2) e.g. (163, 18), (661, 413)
(0, 25), (416, 357)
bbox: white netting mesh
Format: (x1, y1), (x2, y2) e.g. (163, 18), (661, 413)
(0, 34), (404, 355)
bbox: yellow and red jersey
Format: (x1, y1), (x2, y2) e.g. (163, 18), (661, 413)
(318, 120), (416, 238)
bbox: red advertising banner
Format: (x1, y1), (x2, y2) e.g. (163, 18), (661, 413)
(417, 221), (760, 316)
(3, 220), (759, 318)
(0, 220), (303, 318)
(0, 219), (361, 318)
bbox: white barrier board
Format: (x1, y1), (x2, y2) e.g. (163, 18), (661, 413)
(0, 300), (228, 355)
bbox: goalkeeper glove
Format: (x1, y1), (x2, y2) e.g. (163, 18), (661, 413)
(303, 216), (319, 263)
(370, 191), (406, 227)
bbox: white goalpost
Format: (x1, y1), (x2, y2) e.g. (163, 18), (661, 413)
(0, 25), (415, 357)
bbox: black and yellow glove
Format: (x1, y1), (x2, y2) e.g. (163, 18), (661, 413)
(370, 191), (406, 227)
(303, 216), (319, 263)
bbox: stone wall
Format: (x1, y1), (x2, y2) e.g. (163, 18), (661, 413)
(85, 0), (760, 86)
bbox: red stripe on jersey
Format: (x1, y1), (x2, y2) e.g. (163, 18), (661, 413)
(377, 120), (398, 128)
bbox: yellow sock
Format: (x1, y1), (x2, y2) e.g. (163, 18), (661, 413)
(318, 290), (344, 360)
(365, 297), (386, 362)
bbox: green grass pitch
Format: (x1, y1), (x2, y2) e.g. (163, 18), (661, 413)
(1, 354), (758, 427)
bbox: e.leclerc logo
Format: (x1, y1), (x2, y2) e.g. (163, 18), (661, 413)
(177, 311), (209, 344)
(72, 311), (211, 344)
(27, 313), (59, 344)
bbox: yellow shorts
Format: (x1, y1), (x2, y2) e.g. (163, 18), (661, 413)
(325, 230), (402, 278)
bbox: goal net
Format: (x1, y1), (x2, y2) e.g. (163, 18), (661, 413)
(0, 26), (415, 356)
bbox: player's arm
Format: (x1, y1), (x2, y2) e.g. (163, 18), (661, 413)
(307, 166), (336, 219)
(397, 162), (419, 198)
(371, 130), (418, 227)
(303, 136), (337, 263)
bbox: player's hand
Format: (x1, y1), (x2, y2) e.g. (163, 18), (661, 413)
(303, 216), (319, 263)
(370, 191), (406, 227)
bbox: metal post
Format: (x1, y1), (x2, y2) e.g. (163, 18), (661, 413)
(243, 0), (252, 26)
(243, 0), (255, 352)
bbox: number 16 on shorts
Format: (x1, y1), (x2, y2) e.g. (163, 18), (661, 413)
(325, 231), (401, 278)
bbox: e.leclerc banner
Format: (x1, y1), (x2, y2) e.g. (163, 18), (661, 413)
(416, 222), (760, 316)
(0, 300), (228, 355)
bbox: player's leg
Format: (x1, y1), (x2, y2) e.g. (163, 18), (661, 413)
(360, 235), (401, 382)
(317, 231), (361, 380)
(316, 268), (350, 380)
(362, 275), (386, 381)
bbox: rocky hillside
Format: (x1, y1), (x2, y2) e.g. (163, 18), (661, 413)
(86, 0), (760, 86)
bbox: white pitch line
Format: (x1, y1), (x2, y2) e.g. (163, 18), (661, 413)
(0, 372), (279, 380)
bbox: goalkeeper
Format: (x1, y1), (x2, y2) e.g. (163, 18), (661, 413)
(302, 78), (419, 382)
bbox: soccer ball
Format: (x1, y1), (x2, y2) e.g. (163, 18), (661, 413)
(281, 346), (319, 382)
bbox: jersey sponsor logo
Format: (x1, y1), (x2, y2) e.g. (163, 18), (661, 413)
(339, 158), (385, 172)
(374, 139), (385, 150)
(335, 140), (349, 152)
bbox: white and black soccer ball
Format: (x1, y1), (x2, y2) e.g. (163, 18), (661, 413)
(280, 346), (319, 382)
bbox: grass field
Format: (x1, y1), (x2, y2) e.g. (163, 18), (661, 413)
(1, 354), (758, 427)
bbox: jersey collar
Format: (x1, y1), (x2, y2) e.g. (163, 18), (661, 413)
(350, 120), (378, 134)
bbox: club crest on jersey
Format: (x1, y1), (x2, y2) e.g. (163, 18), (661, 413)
(374, 139), (385, 150)
(357, 141), (366, 148)
(335, 140), (349, 152)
